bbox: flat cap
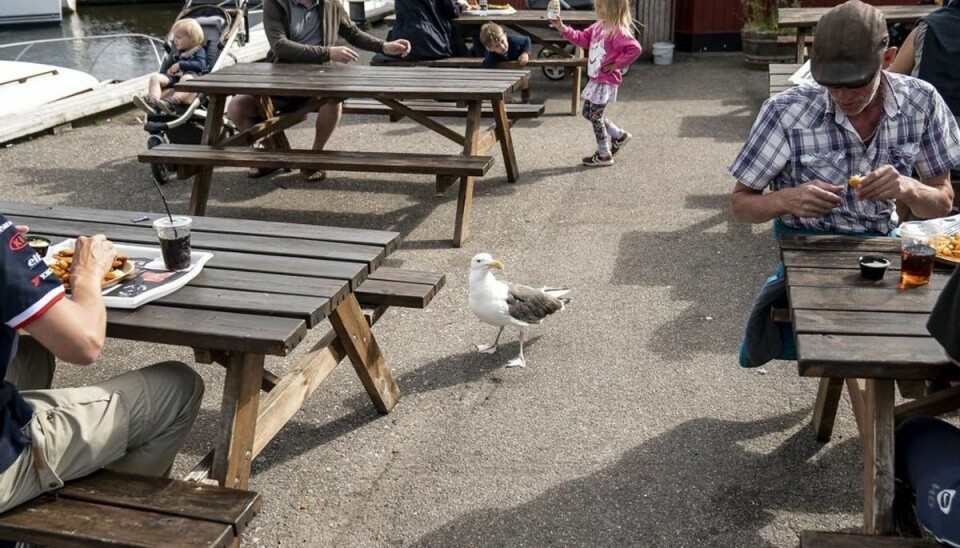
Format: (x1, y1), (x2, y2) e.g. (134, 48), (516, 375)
(810, 0), (888, 88)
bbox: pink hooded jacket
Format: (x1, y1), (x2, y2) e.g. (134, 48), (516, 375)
(561, 23), (642, 86)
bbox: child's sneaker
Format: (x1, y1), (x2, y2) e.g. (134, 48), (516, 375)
(157, 98), (180, 115)
(611, 132), (632, 156)
(582, 152), (614, 167)
(132, 95), (160, 116)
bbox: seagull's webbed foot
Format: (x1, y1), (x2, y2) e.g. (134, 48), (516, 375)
(476, 344), (498, 354)
(476, 326), (504, 355)
(505, 356), (526, 368)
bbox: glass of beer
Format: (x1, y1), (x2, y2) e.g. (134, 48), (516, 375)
(899, 224), (936, 288)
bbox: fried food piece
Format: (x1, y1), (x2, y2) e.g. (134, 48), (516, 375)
(849, 174), (863, 188)
(47, 248), (128, 288)
(931, 233), (960, 260)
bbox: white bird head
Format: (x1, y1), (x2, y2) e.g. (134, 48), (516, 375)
(471, 253), (504, 272)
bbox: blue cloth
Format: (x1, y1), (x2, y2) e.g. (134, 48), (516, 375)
(171, 47), (208, 76)
(896, 417), (960, 546)
(0, 215), (65, 473)
(482, 35), (532, 69)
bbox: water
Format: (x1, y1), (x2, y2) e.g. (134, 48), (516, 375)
(0, 4), (182, 81)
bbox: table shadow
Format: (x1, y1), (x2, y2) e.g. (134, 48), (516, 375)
(412, 409), (862, 547)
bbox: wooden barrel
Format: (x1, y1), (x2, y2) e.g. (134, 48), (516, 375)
(741, 30), (795, 67)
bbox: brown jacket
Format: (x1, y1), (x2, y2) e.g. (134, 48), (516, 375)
(263, 0), (385, 64)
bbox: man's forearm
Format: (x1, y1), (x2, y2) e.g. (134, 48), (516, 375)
(898, 175), (954, 219)
(731, 187), (787, 224)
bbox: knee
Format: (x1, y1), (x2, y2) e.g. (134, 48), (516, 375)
(580, 106), (592, 121)
(227, 95), (254, 124)
(147, 361), (205, 404)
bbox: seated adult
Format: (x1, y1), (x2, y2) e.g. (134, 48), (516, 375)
(892, 264), (960, 546)
(0, 220), (204, 513)
(375, 0), (474, 63)
(729, 0), (960, 367)
(227, 0), (412, 181)
(890, 0), (960, 123)
(890, 0), (960, 208)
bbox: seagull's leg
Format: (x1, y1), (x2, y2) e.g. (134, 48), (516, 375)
(506, 329), (526, 368)
(476, 326), (503, 354)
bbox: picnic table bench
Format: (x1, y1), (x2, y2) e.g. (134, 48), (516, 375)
(138, 63), (529, 247)
(769, 63), (802, 97)
(342, 98), (544, 121)
(0, 470), (260, 547)
(384, 10), (596, 116)
(777, 5), (937, 63)
(800, 531), (941, 547)
(0, 201), (444, 494)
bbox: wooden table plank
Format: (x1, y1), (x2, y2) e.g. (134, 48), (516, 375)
(788, 284), (944, 313)
(786, 267), (952, 290)
(777, 5), (936, 27)
(780, 234), (900, 253)
(9, 216), (386, 268)
(796, 334), (954, 379)
(793, 309), (933, 337)
(152, 286), (329, 328)
(0, 201), (400, 251)
(107, 307), (306, 356)
(177, 82), (515, 101)
(189, 269), (349, 301)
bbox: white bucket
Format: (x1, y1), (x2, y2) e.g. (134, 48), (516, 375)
(652, 42), (675, 65)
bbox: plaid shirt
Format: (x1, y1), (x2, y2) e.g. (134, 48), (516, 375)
(730, 72), (960, 234)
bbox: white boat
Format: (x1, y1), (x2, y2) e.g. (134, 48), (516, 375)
(0, 60), (100, 117)
(0, 0), (62, 26)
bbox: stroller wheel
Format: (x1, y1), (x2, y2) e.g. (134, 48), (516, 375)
(147, 134), (172, 185)
(538, 48), (566, 81)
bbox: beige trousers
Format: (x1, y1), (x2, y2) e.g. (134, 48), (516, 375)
(0, 338), (204, 513)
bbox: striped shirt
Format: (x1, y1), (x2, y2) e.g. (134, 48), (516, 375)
(730, 72), (960, 234)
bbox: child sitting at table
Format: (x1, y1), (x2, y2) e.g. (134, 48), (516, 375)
(479, 23), (531, 68)
(133, 18), (208, 116)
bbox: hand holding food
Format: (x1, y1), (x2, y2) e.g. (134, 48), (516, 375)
(52, 235), (125, 290)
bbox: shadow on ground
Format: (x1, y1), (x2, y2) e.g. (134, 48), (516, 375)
(612, 193), (775, 359)
(412, 409), (861, 547)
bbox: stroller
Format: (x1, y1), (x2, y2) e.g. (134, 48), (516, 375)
(525, 0), (633, 80)
(143, 0), (250, 185)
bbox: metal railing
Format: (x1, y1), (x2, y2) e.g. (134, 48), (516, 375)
(0, 34), (167, 76)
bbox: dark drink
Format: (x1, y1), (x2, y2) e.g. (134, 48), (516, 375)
(900, 244), (936, 287)
(153, 215), (193, 271)
(160, 234), (192, 271)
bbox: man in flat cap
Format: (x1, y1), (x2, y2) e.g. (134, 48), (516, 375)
(730, 0), (959, 235)
(729, 0), (960, 368)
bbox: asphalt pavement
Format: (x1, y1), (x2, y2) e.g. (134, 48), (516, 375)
(0, 45), (868, 547)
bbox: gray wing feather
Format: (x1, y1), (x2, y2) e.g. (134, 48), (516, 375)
(506, 283), (567, 324)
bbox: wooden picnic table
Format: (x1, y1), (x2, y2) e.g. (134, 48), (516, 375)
(139, 62), (530, 247)
(0, 201), (442, 492)
(778, 5), (937, 63)
(781, 234), (960, 535)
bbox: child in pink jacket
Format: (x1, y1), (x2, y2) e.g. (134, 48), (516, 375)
(551, 0), (641, 166)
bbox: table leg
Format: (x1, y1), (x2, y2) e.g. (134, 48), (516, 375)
(188, 95), (226, 216)
(329, 293), (400, 414)
(212, 352), (264, 490)
(492, 99), (518, 183)
(795, 28), (807, 63)
(863, 379), (895, 534)
(812, 377), (843, 442)
(453, 101), (482, 247)
(256, 96), (292, 152)
(571, 47), (583, 117)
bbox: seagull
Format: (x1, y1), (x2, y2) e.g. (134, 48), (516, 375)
(468, 253), (571, 368)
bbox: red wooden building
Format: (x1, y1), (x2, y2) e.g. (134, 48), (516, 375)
(674, 0), (923, 53)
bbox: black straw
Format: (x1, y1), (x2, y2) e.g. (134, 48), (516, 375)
(151, 177), (178, 238)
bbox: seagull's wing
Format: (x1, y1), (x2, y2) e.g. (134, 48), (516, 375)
(505, 283), (567, 325)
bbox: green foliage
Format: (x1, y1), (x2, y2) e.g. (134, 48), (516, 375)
(741, 0), (801, 32)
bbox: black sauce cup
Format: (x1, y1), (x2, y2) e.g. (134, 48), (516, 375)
(27, 236), (51, 258)
(859, 255), (891, 280)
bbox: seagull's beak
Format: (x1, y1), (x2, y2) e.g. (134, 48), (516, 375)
(489, 260), (504, 271)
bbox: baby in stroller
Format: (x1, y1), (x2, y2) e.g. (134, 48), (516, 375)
(134, 18), (209, 115)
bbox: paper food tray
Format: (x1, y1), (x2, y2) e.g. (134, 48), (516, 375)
(46, 239), (213, 309)
(899, 214), (960, 238)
